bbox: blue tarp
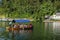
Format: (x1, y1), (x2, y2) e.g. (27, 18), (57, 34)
(15, 19), (30, 23)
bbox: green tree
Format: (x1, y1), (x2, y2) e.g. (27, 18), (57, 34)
(34, 1), (56, 22)
(0, 0), (57, 21)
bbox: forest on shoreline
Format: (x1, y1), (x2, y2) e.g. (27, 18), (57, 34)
(0, 0), (60, 21)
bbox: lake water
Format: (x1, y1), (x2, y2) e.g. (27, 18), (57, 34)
(0, 21), (60, 40)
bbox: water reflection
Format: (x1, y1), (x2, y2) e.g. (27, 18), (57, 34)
(1, 21), (60, 40)
(53, 22), (60, 34)
(8, 30), (33, 40)
(45, 22), (60, 40)
(0, 21), (33, 40)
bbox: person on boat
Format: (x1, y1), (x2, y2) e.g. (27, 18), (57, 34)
(9, 20), (15, 27)
(13, 24), (18, 30)
(9, 21), (12, 26)
(17, 24), (20, 30)
(14, 24), (17, 29)
(8, 21), (13, 31)
(20, 24), (24, 30)
(8, 20), (16, 31)
(24, 24), (28, 30)
(29, 24), (33, 29)
(12, 20), (16, 23)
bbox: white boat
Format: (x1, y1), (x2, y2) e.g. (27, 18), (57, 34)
(50, 15), (60, 20)
(50, 12), (60, 20)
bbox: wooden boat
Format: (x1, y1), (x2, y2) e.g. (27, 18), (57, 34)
(6, 25), (33, 31)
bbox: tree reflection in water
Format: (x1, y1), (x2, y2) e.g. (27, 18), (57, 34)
(8, 30), (33, 40)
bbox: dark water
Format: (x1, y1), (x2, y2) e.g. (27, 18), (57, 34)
(0, 21), (60, 40)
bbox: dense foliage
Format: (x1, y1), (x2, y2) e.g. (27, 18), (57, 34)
(0, 0), (60, 21)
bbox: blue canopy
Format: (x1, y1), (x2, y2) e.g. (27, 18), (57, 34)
(15, 19), (30, 23)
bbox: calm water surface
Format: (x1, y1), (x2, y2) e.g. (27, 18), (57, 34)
(0, 22), (60, 40)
